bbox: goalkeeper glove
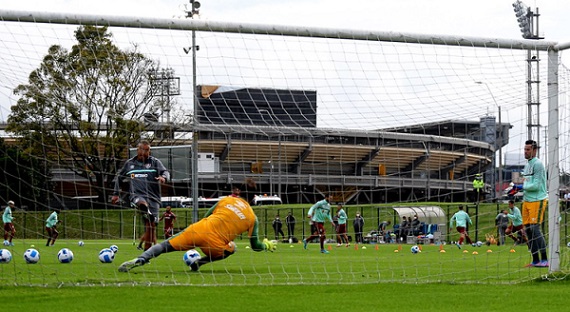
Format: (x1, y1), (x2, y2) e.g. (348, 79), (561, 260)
(263, 238), (276, 252)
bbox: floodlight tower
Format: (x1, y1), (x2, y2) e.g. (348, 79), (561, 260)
(512, 1), (544, 149)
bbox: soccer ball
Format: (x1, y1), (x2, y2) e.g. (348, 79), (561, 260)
(183, 249), (201, 267)
(411, 245), (420, 254)
(476, 241), (483, 247)
(109, 245), (119, 254)
(24, 248), (40, 264)
(98, 248), (115, 263)
(0, 249), (12, 263)
(57, 248), (74, 263)
(78, 241), (84, 247)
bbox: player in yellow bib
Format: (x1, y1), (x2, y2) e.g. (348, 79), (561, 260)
(119, 190), (276, 272)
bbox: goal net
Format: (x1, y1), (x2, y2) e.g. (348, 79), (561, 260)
(0, 10), (568, 286)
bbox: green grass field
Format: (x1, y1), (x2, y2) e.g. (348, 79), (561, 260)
(3, 202), (570, 311)
(0, 238), (566, 286)
(0, 240), (542, 285)
(1, 238), (570, 311)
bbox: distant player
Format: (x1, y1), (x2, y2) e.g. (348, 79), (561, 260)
(45, 209), (61, 246)
(506, 200), (527, 246)
(335, 204), (349, 247)
(449, 205), (474, 249)
(303, 194), (335, 254)
(3, 200), (16, 246)
(119, 192), (275, 272)
(159, 206), (177, 239)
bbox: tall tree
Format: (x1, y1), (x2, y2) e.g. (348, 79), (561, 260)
(7, 25), (158, 204)
(0, 138), (50, 210)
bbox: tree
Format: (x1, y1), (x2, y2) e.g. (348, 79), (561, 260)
(0, 138), (50, 210)
(7, 25), (159, 204)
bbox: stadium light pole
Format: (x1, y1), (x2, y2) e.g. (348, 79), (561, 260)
(184, 0), (201, 223)
(475, 81), (502, 201)
(512, 1), (544, 148)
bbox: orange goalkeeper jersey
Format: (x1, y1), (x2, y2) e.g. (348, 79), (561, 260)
(204, 196), (257, 241)
(168, 195), (259, 255)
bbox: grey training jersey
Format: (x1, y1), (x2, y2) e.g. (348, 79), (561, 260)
(114, 156), (170, 204)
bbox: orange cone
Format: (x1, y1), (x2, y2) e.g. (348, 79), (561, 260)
(439, 244), (444, 251)
(327, 245), (332, 251)
(418, 245), (423, 251)
(354, 244), (359, 250)
(398, 244), (402, 251)
(375, 244), (379, 250)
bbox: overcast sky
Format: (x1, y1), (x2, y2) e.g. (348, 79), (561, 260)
(1, 0), (569, 167)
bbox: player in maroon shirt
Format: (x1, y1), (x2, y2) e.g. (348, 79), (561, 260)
(159, 206), (177, 239)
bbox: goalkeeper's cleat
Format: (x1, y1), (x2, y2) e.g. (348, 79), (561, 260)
(536, 260), (549, 268)
(118, 257), (146, 272)
(190, 261), (200, 272)
(320, 249), (330, 254)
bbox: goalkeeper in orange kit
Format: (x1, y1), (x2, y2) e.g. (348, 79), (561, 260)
(119, 188), (275, 272)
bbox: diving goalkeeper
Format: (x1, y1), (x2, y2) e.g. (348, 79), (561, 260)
(119, 192), (276, 272)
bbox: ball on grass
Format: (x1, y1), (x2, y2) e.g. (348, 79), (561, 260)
(183, 249), (201, 267)
(109, 244), (118, 253)
(98, 248), (115, 263)
(57, 248), (74, 263)
(0, 249), (12, 263)
(24, 248), (40, 264)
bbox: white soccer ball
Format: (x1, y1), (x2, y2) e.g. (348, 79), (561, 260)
(24, 248), (40, 264)
(183, 249), (201, 267)
(98, 248), (115, 263)
(0, 249), (12, 263)
(476, 241), (483, 247)
(567, 241), (570, 248)
(78, 241), (84, 247)
(109, 245), (119, 254)
(411, 245), (420, 254)
(57, 248), (74, 263)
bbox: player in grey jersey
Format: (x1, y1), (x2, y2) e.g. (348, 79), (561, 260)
(112, 140), (170, 251)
